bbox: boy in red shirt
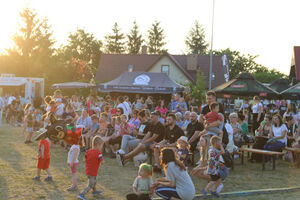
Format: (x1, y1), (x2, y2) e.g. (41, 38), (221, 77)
(33, 133), (52, 181)
(202, 102), (223, 138)
(78, 136), (104, 200)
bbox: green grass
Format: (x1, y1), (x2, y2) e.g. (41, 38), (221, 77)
(0, 122), (299, 199)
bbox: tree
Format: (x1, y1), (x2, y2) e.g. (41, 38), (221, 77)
(185, 21), (208, 54)
(252, 69), (288, 83)
(147, 21), (167, 54)
(61, 28), (102, 77)
(127, 21), (143, 54)
(8, 8), (55, 76)
(105, 22), (125, 54)
(187, 70), (206, 105)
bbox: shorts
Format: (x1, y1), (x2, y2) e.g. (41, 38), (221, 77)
(210, 174), (221, 181)
(144, 142), (155, 150)
(108, 136), (122, 145)
(27, 127), (33, 133)
(37, 158), (50, 170)
(68, 162), (79, 174)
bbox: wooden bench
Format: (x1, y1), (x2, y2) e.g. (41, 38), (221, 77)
(285, 147), (300, 154)
(239, 147), (284, 170)
(285, 147), (300, 167)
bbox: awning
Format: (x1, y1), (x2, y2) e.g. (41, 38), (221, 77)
(51, 82), (94, 89)
(97, 72), (185, 94)
(280, 83), (300, 100)
(0, 77), (27, 86)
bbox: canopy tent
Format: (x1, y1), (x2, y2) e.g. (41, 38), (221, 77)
(97, 72), (185, 94)
(280, 82), (300, 100)
(269, 78), (290, 93)
(51, 82), (94, 89)
(212, 72), (279, 99)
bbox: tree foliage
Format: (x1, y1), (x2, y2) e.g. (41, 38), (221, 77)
(147, 21), (167, 54)
(7, 8), (55, 77)
(105, 22), (125, 54)
(187, 70), (206, 105)
(185, 21), (208, 54)
(127, 21), (143, 54)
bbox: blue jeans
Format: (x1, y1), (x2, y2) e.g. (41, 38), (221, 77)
(264, 141), (285, 161)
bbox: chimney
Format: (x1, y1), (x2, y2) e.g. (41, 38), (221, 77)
(141, 45), (147, 55)
(128, 64), (134, 72)
(186, 54), (198, 70)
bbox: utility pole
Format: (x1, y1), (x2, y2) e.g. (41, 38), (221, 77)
(209, 0), (215, 90)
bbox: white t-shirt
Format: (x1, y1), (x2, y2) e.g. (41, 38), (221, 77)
(117, 102), (132, 119)
(67, 145), (80, 164)
(272, 124), (288, 145)
(252, 102), (263, 114)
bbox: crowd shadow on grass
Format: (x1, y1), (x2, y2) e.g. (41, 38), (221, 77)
(0, 175), (8, 199)
(0, 142), (24, 172)
(37, 181), (64, 200)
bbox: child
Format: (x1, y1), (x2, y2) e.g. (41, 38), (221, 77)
(78, 136), (104, 200)
(23, 104), (34, 144)
(126, 163), (153, 200)
(85, 115), (100, 149)
(104, 116), (120, 157)
(202, 102), (223, 138)
(33, 133), (52, 181)
(202, 136), (226, 198)
(67, 136), (81, 191)
(176, 136), (190, 168)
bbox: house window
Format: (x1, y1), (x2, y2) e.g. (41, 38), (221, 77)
(161, 65), (169, 75)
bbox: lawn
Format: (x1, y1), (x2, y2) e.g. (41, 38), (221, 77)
(0, 122), (299, 200)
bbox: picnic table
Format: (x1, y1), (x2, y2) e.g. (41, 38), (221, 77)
(239, 147), (284, 170)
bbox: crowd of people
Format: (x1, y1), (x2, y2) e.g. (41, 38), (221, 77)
(0, 90), (299, 200)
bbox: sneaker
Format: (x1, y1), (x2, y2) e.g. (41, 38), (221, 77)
(216, 183), (224, 193)
(44, 176), (53, 182)
(116, 152), (124, 166)
(32, 176), (40, 181)
(77, 194), (87, 200)
(67, 186), (77, 191)
(92, 190), (103, 196)
(211, 191), (220, 198)
(196, 160), (201, 165)
(118, 149), (125, 155)
(201, 188), (207, 199)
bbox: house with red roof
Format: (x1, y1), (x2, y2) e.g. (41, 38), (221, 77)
(95, 46), (229, 89)
(290, 46), (300, 84)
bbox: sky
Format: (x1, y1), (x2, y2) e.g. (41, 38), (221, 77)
(0, 0), (299, 75)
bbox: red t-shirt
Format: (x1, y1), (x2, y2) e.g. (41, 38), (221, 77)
(85, 149), (103, 176)
(205, 111), (223, 124)
(38, 139), (50, 159)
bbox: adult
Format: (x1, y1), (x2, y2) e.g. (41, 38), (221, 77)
(278, 100), (288, 117)
(252, 96), (264, 133)
(153, 148), (195, 200)
(117, 110), (150, 157)
(76, 109), (92, 133)
(285, 116), (299, 147)
(119, 111), (165, 166)
(283, 103), (297, 125)
(117, 96), (132, 119)
(228, 113), (243, 147)
(175, 112), (183, 128)
(187, 112), (204, 152)
(199, 91), (224, 124)
(0, 95), (4, 127)
(62, 104), (78, 123)
(170, 93), (180, 113)
(182, 111), (191, 131)
(153, 113), (184, 172)
(127, 109), (140, 135)
(264, 115), (287, 152)
(249, 115), (273, 163)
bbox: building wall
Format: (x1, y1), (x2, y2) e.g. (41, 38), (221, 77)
(148, 56), (191, 84)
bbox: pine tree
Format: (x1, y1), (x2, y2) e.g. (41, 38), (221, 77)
(185, 21), (208, 54)
(105, 22), (125, 54)
(147, 21), (167, 54)
(127, 21), (143, 54)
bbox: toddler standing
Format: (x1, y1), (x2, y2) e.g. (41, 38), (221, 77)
(78, 136), (104, 200)
(67, 137), (80, 191)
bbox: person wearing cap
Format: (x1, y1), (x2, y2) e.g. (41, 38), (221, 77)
(118, 111), (165, 166)
(153, 113), (184, 172)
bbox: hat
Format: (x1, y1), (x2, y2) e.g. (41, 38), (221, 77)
(178, 136), (188, 144)
(35, 128), (47, 141)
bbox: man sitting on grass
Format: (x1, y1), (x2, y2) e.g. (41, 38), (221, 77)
(117, 111), (165, 166)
